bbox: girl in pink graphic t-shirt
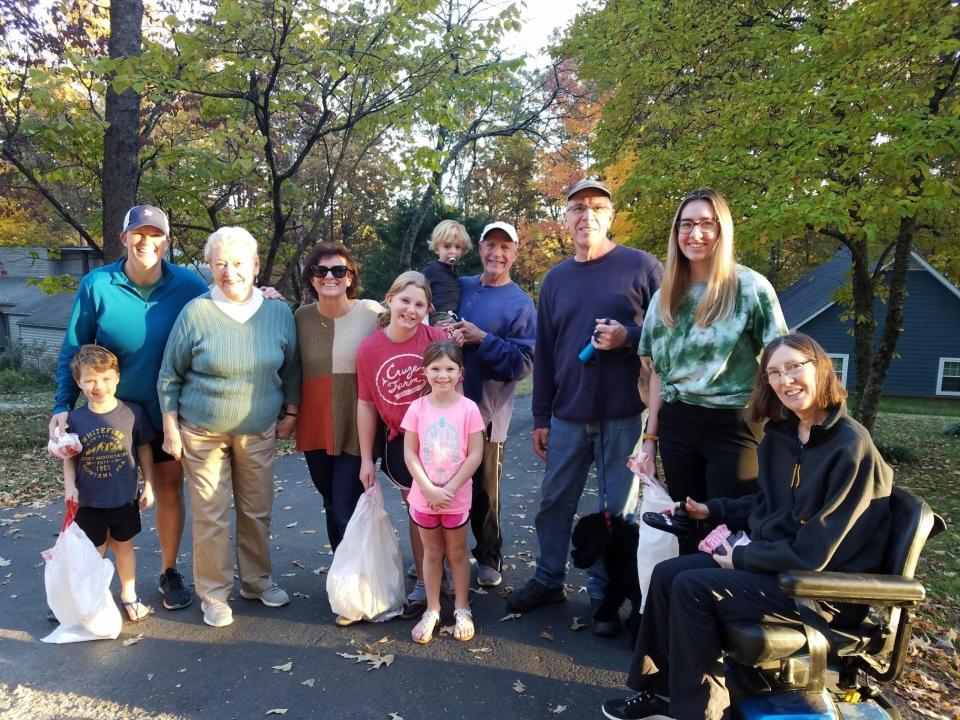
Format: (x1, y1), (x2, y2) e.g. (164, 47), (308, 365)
(402, 340), (484, 644)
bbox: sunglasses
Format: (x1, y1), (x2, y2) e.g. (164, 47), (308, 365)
(310, 264), (349, 279)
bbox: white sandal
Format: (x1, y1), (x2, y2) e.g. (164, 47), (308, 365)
(453, 607), (474, 642)
(412, 609), (440, 644)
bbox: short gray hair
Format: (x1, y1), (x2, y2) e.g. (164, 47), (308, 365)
(204, 226), (258, 263)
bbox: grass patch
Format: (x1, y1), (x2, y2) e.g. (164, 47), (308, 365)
(0, 368), (55, 397)
(0, 407), (63, 506)
(873, 412), (960, 625)
(515, 377), (533, 397)
(877, 396), (960, 417)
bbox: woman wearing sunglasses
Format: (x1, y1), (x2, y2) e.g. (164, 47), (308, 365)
(294, 243), (383, 551)
(637, 188), (787, 550)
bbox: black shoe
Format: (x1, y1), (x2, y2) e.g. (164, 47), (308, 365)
(399, 600), (427, 620)
(601, 691), (670, 720)
(641, 505), (693, 537)
(590, 597), (622, 637)
(505, 579), (566, 612)
(159, 568), (193, 610)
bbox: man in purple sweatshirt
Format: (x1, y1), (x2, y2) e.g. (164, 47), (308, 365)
(506, 179), (663, 637)
(452, 222), (536, 589)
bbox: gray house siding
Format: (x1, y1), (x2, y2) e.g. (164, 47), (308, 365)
(793, 263), (960, 398)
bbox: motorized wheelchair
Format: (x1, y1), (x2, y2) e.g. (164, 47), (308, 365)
(721, 486), (945, 720)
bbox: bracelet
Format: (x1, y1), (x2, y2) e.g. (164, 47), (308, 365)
(283, 412), (298, 418)
(642, 433), (659, 442)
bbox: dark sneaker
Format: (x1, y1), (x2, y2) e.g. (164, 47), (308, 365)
(601, 691), (670, 720)
(590, 597), (621, 637)
(505, 578), (565, 612)
(477, 564), (502, 587)
(159, 568), (193, 610)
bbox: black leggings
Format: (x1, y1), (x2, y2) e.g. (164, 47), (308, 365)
(658, 402), (762, 551)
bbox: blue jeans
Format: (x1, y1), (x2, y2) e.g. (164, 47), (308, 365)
(533, 415), (643, 598)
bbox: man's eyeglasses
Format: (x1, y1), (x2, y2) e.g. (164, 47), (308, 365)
(566, 203), (613, 216)
(310, 264), (349, 279)
(764, 360), (815, 384)
(676, 218), (718, 235)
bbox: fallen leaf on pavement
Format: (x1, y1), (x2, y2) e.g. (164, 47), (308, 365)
(285, 521), (298, 528)
(265, 710), (288, 716)
(0, 557), (10, 567)
(301, 679), (315, 687)
(439, 625), (455, 636)
(469, 647), (491, 653)
(312, 566), (329, 575)
(388, 714), (404, 720)
(293, 591), (310, 599)
(337, 650), (394, 671)
(500, 613), (521, 622)
(272, 662), (293, 672)
(121, 633), (144, 647)
(570, 617), (586, 631)
(470, 587), (488, 595)
(549, 705), (567, 714)
(540, 630), (554, 641)
(513, 680), (526, 693)
(292, 560), (305, 568)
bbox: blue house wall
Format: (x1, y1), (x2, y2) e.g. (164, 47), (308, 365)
(796, 266), (960, 397)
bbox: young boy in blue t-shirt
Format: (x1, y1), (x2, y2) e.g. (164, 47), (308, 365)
(63, 344), (156, 622)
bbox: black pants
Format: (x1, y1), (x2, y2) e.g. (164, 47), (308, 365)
(627, 553), (804, 720)
(470, 430), (504, 569)
(304, 450), (363, 551)
(658, 402), (762, 552)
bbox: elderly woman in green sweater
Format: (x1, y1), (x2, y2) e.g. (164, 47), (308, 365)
(157, 226), (300, 628)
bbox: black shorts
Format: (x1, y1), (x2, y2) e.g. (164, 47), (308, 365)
(381, 428), (413, 490)
(149, 432), (175, 464)
(74, 502), (141, 546)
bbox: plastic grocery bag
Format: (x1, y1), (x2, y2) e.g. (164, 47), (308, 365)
(42, 500), (122, 643)
(326, 484), (405, 623)
(636, 475), (679, 612)
(46, 428), (82, 459)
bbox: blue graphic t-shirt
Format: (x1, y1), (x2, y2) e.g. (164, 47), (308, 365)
(67, 400), (154, 508)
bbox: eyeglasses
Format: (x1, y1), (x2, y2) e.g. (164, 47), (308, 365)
(310, 264), (349, 279)
(677, 218), (718, 235)
(764, 360), (815, 384)
(566, 202), (613, 216)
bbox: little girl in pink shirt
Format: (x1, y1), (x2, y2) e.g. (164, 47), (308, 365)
(401, 340), (484, 643)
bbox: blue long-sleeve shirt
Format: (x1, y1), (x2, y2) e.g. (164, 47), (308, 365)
(53, 259), (209, 431)
(532, 245), (662, 429)
(457, 276), (536, 442)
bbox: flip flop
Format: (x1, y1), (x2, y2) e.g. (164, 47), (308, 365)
(411, 609), (440, 644)
(453, 607), (474, 642)
(120, 598), (153, 622)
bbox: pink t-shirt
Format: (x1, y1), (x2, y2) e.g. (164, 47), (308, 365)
(356, 324), (446, 439)
(401, 394), (485, 515)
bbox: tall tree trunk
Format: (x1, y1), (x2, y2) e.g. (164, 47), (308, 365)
(856, 217), (915, 432)
(101, 0), (143, 261)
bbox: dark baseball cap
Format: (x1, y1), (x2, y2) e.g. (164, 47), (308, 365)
(566, 178), (613, 201)
(122, 205), (169, 235)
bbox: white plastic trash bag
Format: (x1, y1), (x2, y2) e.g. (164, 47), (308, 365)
(326, 484), (405, 623)
(42, 501), (122, 643)
(636, 474), (679, 612)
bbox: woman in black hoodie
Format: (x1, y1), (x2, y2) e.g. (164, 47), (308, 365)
(601, 333), (892, 720)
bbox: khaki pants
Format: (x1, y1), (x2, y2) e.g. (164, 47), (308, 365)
(180, 419), (277, 604)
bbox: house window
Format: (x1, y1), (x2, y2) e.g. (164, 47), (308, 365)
(827, 354), (848, 387)
(937, 358), (960, 396)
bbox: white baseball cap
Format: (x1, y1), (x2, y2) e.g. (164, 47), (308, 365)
(480, 221), (519, 244)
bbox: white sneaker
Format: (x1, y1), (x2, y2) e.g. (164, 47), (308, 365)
(201, 599), (233, 627)
(240, 583), (289, 608)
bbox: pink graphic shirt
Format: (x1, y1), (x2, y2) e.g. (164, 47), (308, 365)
(356, 324), (446, 439)
(401, 394), (485, 515)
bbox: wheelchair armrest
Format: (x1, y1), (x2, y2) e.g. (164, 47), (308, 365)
(778, 570), (925, 607)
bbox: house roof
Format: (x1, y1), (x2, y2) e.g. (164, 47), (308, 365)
(779, 247), (960, 330)
(0, 278), (75, 330)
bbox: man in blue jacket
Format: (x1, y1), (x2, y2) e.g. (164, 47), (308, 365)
(506, 180), (663, 637)
(452, 222), (536, 588)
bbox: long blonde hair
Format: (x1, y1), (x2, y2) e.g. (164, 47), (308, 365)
(377, 270), (433, 328)
(659, 188), (738, 328)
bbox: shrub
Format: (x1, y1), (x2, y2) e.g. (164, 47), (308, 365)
(876, 441), (920, 464)
(944, 421), (960, 437)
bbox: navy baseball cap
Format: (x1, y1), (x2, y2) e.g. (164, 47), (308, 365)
(122, 205), (169, 236)
(566, 178), (612, 200)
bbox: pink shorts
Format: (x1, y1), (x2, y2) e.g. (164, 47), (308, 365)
(409, 507), (469, 530)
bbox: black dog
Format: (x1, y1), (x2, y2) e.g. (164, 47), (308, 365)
(570, 511), (642, 643)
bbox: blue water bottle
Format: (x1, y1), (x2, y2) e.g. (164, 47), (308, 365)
(578, 318), (609, 362)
